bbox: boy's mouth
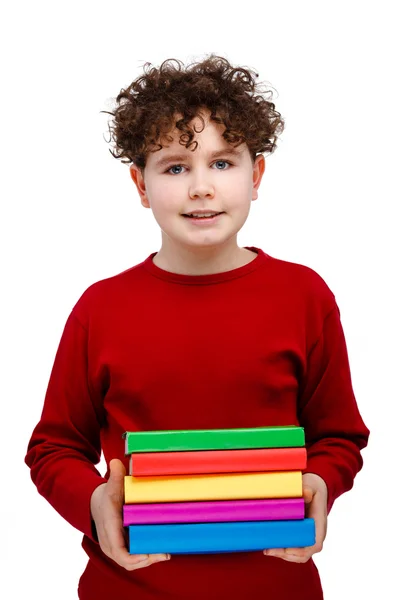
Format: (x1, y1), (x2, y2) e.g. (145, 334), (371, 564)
(182, 212), (225, 222)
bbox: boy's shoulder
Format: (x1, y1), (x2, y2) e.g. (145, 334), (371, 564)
(263, 253), (338, 327)
(266, 253), (336, 301)
(68, 256), (148, 322)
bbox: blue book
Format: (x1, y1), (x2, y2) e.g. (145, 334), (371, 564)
(128, 518), (315, 554)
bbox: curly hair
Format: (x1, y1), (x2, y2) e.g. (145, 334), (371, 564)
(101, 53), (285, 172)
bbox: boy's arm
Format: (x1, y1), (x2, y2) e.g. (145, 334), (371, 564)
(25, 311), (107, 541)
(298, 302), (370, 514)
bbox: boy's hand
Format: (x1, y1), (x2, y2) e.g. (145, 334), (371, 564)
(90, 458), (171, 570)
(263, 472), (328, 563)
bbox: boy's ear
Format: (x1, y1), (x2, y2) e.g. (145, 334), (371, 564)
(130, 164), (150, 209)
(252, 154), (266, 201)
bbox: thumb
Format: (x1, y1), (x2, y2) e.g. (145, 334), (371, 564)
(303, 485), (314, 505)
(108, 458), (126, 489)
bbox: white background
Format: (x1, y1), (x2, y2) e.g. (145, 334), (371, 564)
(2, 0), (399, 598)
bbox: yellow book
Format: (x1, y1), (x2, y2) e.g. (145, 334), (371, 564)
(124, 471), (302, 504)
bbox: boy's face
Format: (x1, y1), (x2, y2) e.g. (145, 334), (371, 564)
(130, 109), (265, 258)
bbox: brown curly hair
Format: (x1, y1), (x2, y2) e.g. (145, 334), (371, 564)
(101, 53), (285, 173)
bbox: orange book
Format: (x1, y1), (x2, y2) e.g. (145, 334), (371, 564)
(129, 447), (307, 476)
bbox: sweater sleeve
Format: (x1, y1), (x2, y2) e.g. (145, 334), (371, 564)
(298, 302), (370, 514)
(24, 310), (108, 541)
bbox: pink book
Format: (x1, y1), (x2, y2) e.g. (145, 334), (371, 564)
(123, 497), (305, 525)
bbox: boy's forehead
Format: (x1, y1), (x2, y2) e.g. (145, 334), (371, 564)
(150, 143), (246, 170)
(143, 109), (251, 169)
(159, 114), (225, 145)
(150, 124), (248, 165)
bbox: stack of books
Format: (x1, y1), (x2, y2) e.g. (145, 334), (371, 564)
(122, 426), (315, 555)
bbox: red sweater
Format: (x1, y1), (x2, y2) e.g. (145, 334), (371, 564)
(25, 246), (369, 600)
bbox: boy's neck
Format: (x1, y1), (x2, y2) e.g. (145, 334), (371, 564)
(152, 246), (257, 276)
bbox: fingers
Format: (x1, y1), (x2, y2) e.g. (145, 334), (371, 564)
(263, 475), (328, 563)
(103, 518), (171, 570)
(263, 489), (326, 563)
(100, 506), (169, 570)
(263, 517), (324, 563)
(94, 459), (172, 570)
(128, 553), (171, 571)
(264, 547), (313, 563)
(110, 548), (171, 571)
(107, 549), (170, 571)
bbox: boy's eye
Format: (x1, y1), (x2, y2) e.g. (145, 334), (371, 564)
(165, 160), (232, 175)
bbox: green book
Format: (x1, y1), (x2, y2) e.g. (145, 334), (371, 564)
(123, 426), (305, 454)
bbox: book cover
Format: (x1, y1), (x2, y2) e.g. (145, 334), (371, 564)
(123, 497), (305, 525)
(128, 518), (315, 554)
(124, 426), (305, 454)
(124, 471), (302, 503)
(129, 448), (307, 477)
(129, 447), (307, 476)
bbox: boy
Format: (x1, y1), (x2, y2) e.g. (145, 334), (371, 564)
(25, 54), (369, 600)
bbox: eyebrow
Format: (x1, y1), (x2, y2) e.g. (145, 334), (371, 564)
(154, 147), (243, 169)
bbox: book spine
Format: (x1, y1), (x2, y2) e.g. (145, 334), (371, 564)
(125, 427), (305, 454)
(129, 447), (307, 476)
(123, 498), (305, 525)
(128, 518), (316, 554)
(124, 471), (302, 503)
